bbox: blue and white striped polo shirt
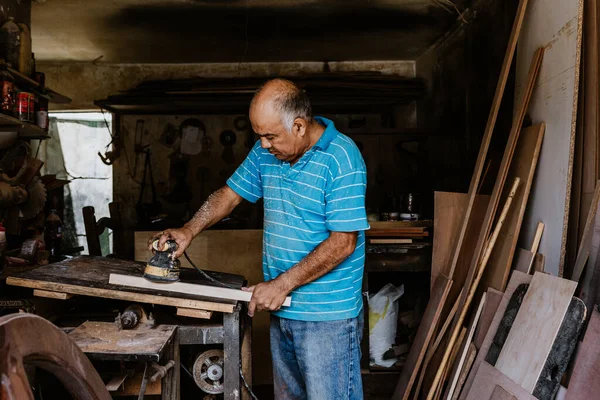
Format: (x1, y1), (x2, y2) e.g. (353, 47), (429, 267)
(226, 116), (369, 321)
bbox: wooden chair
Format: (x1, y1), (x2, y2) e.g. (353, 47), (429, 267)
(82, 202), (125, 258)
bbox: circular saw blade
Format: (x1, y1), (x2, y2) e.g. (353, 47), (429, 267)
(20, 176), (46, 219)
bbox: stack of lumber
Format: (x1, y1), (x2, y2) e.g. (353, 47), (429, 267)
(392, 0), (598, 398)
(366, 221), (432, 245)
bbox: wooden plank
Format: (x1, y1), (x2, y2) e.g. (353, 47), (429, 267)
(368, 221), (433, 229)
(571, 181), (600, 281)
(459, 271), (533, 400)
(445, 294), (487, 400)
(566, 307), (600, 400)
(5, 256), (240, 312)
(532, 253), (545, 272)
(489, 385), (517, 400)
(473, 289), (503, 350)
(109, 273), (292, 307)
(392, 274), (453, 400)
(369, 238), (413, 244)
(112, 371), (161, 397)
(106, 374), (127, 392)
(464, 362), (536, 400)
(517, 0), (584, 277)
(530, 222), (544, 254)
(428, 177), (523, 400)
(452, 343), (477, 400)
(413, 289), (462, 400)
(176, 308), (212, 319)
(513, 248), (535, 274)
(69, 321), (176, 362)
(9, 277), (235, 313)
(482, 124), (545, 292)
(455, 47), (544, 328)
(494, 273), (578, 392)
(33, 289), (73, 300)
(445, 0), (531, 283)
(432, 192), (490, 291)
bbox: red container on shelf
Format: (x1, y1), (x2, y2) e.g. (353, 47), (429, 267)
(16, 91), (33, 122)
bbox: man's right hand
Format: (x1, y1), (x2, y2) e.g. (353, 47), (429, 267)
(147, 227), (194, 258)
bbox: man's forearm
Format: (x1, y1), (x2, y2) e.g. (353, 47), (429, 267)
(276, 231), (358, 293)
(184, 186), (243, 236)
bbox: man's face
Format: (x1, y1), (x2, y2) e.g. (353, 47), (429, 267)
(250, 105), (305, 163)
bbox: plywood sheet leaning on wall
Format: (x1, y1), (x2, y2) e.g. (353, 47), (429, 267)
(459, 271), (533, 400)
(482, 123), (545, 292)
(432, 193), (490, 291)
(464, 361), (536, 400)
(494, 273), (578, 393)
(517, 0), (584, 276)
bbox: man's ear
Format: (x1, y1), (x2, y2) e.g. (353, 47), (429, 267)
(294, 118), (307, 137)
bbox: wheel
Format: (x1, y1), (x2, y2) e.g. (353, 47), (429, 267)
(193, 349), (225, 394)
(0, 313), (110, 400)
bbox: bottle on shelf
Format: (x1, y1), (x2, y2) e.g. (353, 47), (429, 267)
(44, 209), (63, 262)
(36, 96), (48, 131)
(17, 23), (31, 76)
(0, 18), (20, 69)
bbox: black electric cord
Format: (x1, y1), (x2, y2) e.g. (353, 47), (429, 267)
(182, 250), (259, 399)
(183, 251), (238, 289)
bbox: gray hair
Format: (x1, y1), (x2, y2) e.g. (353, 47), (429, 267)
(252, 79), (312, 132)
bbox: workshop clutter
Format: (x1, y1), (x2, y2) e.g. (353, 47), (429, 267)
(368, 283), (404, 368)
(392, 0), (599, 398)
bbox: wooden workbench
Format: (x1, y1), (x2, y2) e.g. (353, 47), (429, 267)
(6, 256), (251, 400)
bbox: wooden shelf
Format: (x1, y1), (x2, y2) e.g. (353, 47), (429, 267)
(0, 112), (49, 139)
(5, 66), (71, 104)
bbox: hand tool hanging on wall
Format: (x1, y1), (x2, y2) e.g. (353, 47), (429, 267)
(135, 149), (161, 230)
(133, 119), (146, 177)
(220, 130), (236, 164)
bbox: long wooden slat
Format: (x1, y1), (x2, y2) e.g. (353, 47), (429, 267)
(455, 46), (544, 320)
(459, 271), (532, 400)
(444, 293), (487, 399)
(481, 123), (545, 292)
(109, 273), (292, 307)
(392, 274), (453, 400)
(33, 289), (74, 300)
(565, 307), (600, 399)
(451, 343), (477, 400)
(413, 290), (463, 400)
(7, 276), (235, 313)
(473, 289), (503, 350)
(446, 0), (531, 280)
(494, 273), (578, 393)
(427, 178), (522, 400)
(571, 181), (600, 281)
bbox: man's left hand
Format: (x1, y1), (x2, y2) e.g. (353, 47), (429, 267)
(244, 279), (291, 317)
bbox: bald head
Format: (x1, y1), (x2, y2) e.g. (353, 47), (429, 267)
(250, 78), (312, 132)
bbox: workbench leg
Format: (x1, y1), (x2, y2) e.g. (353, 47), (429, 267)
(161, 329), (180, 400)
(241, 306), (253, 400)
(224, 307), (241, 400)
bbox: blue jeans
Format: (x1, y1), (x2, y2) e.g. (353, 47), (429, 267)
(270, 310), (364, 400)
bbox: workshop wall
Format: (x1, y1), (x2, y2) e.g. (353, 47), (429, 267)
(416, 0), (519, 194)
(37, 61), (415, 111)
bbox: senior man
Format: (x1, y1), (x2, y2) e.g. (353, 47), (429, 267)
(151, 78), (369, 400)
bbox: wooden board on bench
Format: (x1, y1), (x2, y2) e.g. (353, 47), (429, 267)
(6, 256), (244, 313)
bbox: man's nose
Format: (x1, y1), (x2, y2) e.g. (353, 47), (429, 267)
(260, 137), (271, 148)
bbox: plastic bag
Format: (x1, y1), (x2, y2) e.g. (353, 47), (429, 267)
(368, 283), (404, 367)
